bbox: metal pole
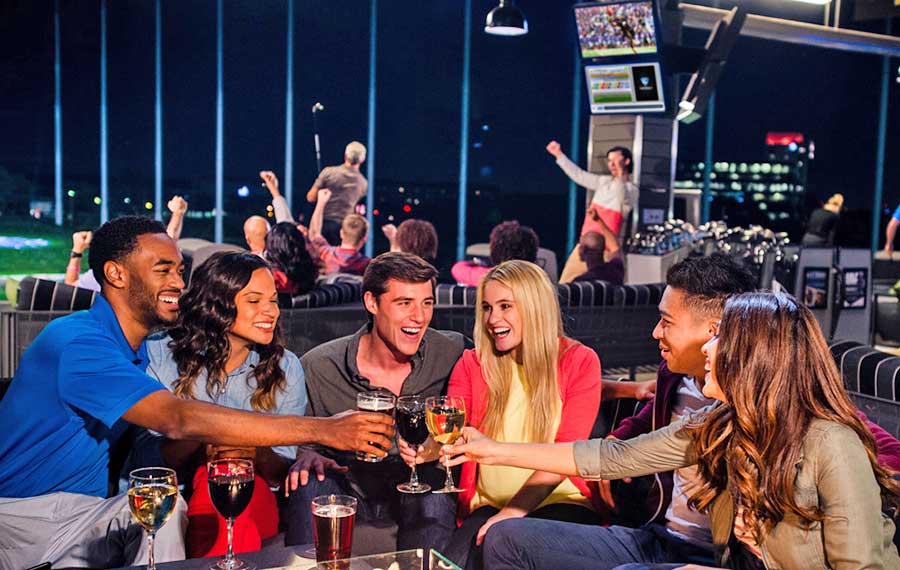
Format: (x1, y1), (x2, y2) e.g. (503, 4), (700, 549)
(154, 0), (163, 222)
(871, 18), (891, 253)
(702, 92), (715, 223)
(53, 0), (63, 226)
(566, 45), (582, 254)
(214, 0), (224, 242)
(456, 0), (472, 262)
(365, 0), (377, 258)
(99, 0), (108, 224)
(284, 0), (294, 212)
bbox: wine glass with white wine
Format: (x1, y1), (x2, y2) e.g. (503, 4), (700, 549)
(128, 467), (179, 570)
(425, 395), (467, 493)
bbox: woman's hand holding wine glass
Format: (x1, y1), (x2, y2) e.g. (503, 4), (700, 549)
(441, 427), (505, 467)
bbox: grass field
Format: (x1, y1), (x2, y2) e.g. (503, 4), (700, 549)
(593, 92), (633, 104)
(0, 220), (73, 301)
(582, 46), (656, 58)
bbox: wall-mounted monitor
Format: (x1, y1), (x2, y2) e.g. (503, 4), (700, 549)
(584, 62), (665, 114)
(574, 1), (661, 60)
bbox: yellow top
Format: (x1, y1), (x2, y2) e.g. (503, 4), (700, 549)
(469, 364), (590, 512)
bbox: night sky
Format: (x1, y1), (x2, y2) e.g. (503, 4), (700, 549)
(0, 0), (898, 253)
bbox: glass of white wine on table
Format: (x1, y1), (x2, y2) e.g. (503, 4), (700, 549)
(425, 395), (467, 494)
(128, 467), (179, 570)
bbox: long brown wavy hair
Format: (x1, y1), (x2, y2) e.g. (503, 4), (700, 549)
(168, 252), (287, 411)
(688, 292), (900, 542)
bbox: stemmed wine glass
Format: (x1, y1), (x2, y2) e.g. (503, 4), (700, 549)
(128, 467), (179, 570)
(396, 395), (431, 494)
(207, 458), (256, 570)
(425, 395), (467, 494)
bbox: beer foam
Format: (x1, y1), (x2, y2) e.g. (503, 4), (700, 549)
(360, 400), (394, 412)
(314, 504), (355, 518)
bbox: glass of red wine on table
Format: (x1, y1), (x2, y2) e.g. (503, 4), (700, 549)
(396, 395), (431, 494)
(208, 458), (256, 570)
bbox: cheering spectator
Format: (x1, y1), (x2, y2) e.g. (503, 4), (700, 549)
(264, 222), (318, 295)
(308, 188), (371, 276)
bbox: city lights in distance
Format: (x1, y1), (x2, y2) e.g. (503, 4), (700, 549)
(237, 185), (250, 198)
(402, 204), (412, 213)
(66, 189), (76, 198)
(123, 197), (131, 204)
(144, 201), (153, 210)
(93, 196), (102, 205)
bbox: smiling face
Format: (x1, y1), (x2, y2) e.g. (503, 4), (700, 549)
(123, 233), (185, 327)
(364, 279), (434, 359)
(227, 267), (280, 349)
(651, 287), (717, 380)
(481, 279), (524, 356)
(700, 332), (727, 402)
(606, 150), (630, 178)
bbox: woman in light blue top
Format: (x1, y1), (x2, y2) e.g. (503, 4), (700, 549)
(146, 251), (307, 558)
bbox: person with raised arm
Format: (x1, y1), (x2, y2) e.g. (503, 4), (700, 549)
(0, 216), (393, 569)
(546, 140), (638, 284)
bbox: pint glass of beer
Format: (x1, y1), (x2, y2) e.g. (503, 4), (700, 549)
(312, 494), (357, 569)
(356, 391), (395, 462)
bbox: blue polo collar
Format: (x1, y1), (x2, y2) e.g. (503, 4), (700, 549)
(88, 295), (150, 370)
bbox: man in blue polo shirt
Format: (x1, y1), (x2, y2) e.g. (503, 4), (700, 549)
(0, 216), (395, 569)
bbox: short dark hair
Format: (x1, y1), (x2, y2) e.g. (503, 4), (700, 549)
(395, 219), (439, 260)
(607, 146), (633, 174)
(363, 252), (437, 301)
(665, 253), (757, 318)
(489, 221), (539, 266)
(89, 216), (168, 288)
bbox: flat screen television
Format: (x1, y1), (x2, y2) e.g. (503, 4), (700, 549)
(584, 62), (665, 114)
(574, 1), (661, 60)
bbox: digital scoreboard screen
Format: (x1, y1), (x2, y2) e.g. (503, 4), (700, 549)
(584, 62), (665, 114)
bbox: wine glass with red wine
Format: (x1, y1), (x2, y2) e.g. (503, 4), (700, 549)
(207, 458), (256, 570)
(396, 395), (431, 494)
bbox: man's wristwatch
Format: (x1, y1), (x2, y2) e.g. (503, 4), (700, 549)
(70, 250), (83, 258)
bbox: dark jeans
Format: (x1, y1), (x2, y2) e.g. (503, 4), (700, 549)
(281, 458), (455, 554)
(321, 219), (342, 246)
(445, 503), (605, 570)
(482, 521), (715, 570)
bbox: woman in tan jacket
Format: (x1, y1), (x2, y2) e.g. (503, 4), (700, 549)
(446, 292), (900, 569)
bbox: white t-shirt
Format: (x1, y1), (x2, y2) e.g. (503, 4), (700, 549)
(664, 376), (716, 550)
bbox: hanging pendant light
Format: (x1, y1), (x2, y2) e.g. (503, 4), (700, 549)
(485, 0), (528, 36)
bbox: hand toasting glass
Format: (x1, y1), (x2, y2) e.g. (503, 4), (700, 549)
(425, 395), (467, 493)
(128, 467), (179, 570)
(208, 458), (256, 570)
(396, 395), (431, 494)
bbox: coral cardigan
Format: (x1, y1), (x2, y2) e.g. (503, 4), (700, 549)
(447, 338), (603, 521)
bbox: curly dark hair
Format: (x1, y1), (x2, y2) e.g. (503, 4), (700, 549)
(265, 222), (318, 294)
(167, 252), (287, 411)
(489, 220), (539, 265)
(89, 216), (168, 288)
(395, 219), (438, 260)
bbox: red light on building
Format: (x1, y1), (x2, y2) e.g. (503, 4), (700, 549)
(765, 132), (804, 147)
(402, 204), (412, 213)
(373, 209), (379, 216)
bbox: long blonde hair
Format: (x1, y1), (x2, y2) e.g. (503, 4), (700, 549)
(475, 260), (564, 443)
